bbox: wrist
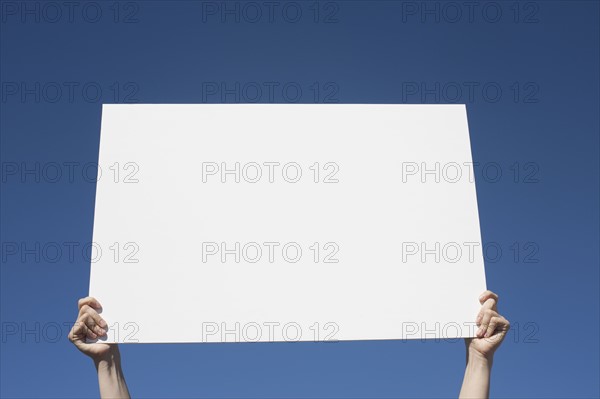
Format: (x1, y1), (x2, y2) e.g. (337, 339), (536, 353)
(467, 350), (493, 370)
(93, 345), (121, 370)
(93, 344), (130, 398)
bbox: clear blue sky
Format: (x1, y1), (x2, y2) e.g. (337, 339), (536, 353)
(1, 1), (598, 397)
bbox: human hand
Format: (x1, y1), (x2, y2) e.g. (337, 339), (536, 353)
(68, 297), (116, 362)
(465, 290), (510, 363)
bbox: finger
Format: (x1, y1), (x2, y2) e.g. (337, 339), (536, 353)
(495, 316), (511, 334)
(485, 317), (510, 344)
(80, 308), (106, 335)
(478, 290), (499, 305)
(79, 304), (108, 329)
(78, 313), (100, 339)
(476, 297), (498, 324)
(477, 309), (498, 338)
(69, 321), (97, 351)
(484, 316), (500, 338)
(69, 320), (91, 342)
(78, 297), (102, 311)
(68, 320), (86, 342)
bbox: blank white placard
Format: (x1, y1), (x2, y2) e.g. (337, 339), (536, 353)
(89, 104), (486, 343)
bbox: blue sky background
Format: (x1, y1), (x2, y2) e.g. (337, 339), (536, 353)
(1, 1), (599, 398)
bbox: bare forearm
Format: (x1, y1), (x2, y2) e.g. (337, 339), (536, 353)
(94, 346), (130, 399)
(459, 353), (492, 399)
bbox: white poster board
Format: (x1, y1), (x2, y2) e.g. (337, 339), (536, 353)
(89, 104), (486, 343)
